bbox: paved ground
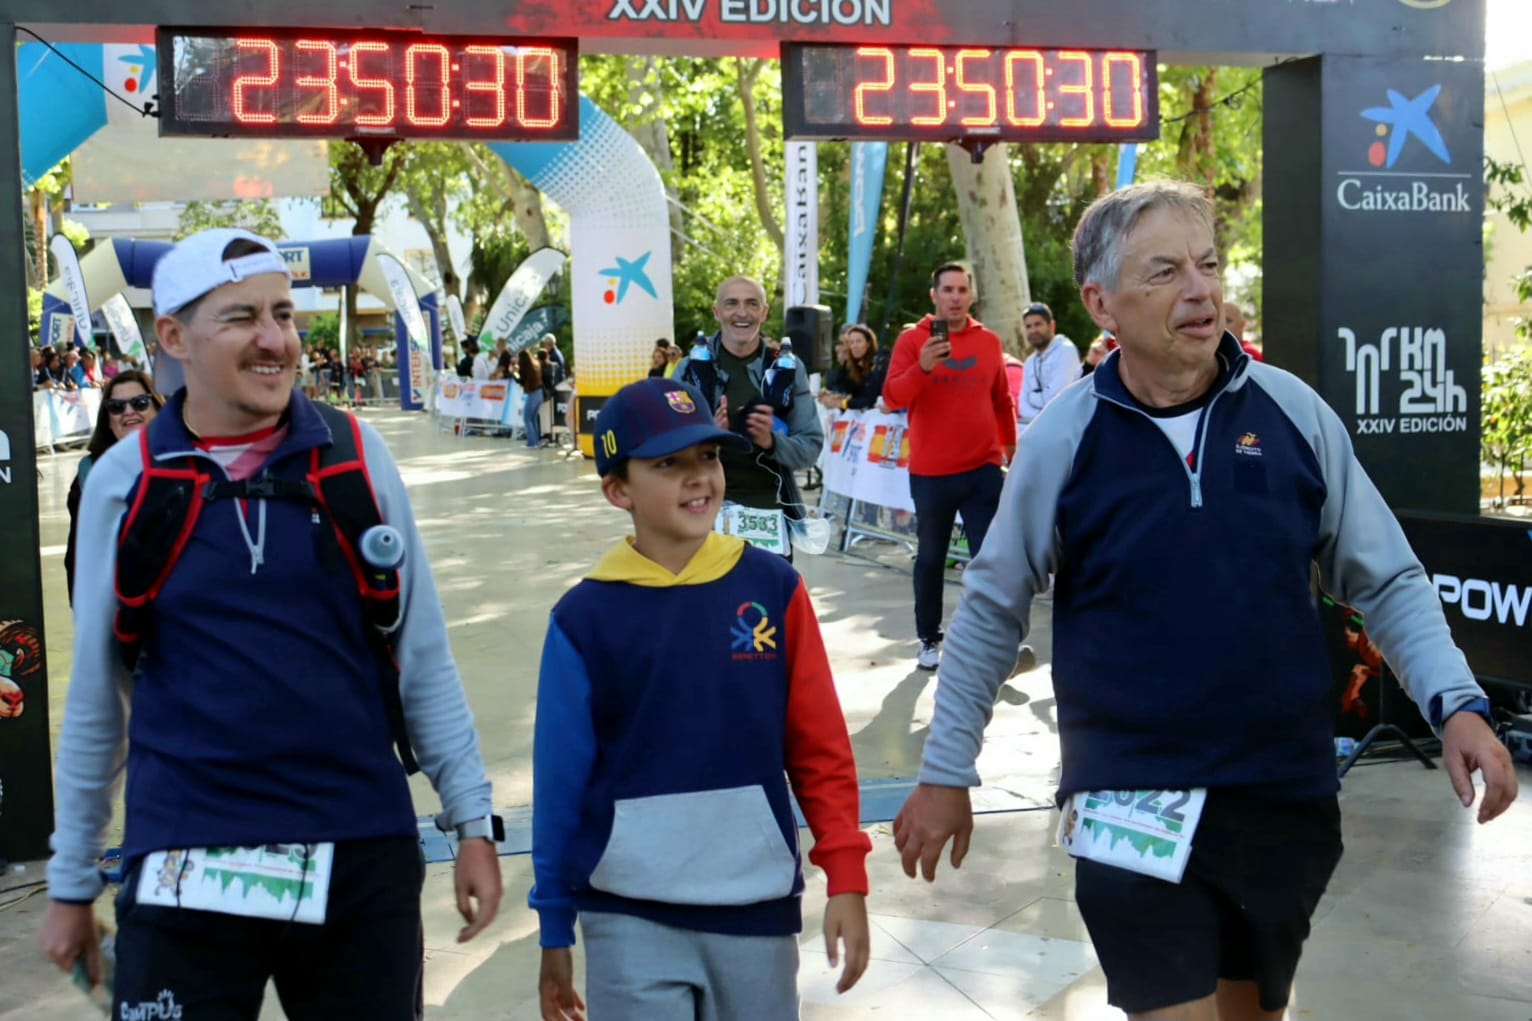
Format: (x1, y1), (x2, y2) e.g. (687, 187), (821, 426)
(3, 407), (1529, 1020)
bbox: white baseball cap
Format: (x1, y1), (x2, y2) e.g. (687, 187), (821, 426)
(152, 228), (292, 317)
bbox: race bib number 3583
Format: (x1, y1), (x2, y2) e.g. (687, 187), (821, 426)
(1057, 788), (1207, 884)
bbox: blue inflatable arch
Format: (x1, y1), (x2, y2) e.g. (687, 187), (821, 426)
(43, 236), (441, 410)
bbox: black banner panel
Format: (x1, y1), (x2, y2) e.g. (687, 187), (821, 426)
(1318, 56), (1484, 513)
(1397, 512), (1532, 696)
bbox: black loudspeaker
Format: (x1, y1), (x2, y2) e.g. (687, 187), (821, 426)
(783, 305), (833, 373)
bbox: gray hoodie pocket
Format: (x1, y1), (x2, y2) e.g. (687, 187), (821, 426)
(589, 785), (798, 905)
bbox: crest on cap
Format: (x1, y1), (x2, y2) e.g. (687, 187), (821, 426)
(665, 390), (697, 414)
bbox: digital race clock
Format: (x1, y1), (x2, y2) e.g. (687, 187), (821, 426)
(156, 28), (578, 141)
(782, 43), (1159, 143)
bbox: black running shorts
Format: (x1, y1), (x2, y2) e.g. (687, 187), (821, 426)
(113, 835), (425, 1021)
(1073, 789), (1343, 1015)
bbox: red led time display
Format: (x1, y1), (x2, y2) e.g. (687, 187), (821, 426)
(782, 43), (1159, 143)
(156, 28), (578, 140)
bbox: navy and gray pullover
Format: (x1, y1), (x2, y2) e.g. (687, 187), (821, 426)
(919, 333), (1488, 803)
(48, 391), (492, 902)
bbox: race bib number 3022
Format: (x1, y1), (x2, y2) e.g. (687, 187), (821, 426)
(136, 843), (334, 924)
(1057, 788), (1207, 884)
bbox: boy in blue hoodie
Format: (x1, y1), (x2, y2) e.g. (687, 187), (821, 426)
(531, 377), (871, 1019)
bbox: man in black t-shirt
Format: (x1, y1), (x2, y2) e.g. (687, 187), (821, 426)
(673, 276), (822, 514)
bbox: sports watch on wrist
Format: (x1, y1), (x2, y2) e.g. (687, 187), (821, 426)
(454, 814), (505, 843)
(1446, 696), (1494, 728)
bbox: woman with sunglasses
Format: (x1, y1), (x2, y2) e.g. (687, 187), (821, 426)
(64, 371), (164, 604)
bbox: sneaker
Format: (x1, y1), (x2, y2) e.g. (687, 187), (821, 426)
(917, 640), (941, 671)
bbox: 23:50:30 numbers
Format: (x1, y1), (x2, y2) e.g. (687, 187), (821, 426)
(851, 46), (1148, 130)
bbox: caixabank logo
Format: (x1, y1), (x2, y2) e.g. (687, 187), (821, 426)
(1335, 83), (1471, 215)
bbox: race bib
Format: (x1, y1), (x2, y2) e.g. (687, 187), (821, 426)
(715, 503), (790, 557)
(136, 843), (334, 924)
(1057, 789), (1207, 884)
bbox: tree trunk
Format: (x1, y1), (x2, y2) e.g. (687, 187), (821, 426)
(459, 143), (553, 251)
(1175, 69), (1219, 195)
(28, 188), (46, 288)
(1090, 149), (1114, 198)
(405, 188), (460, 298)
(735, 58), (785, 262)
(344, 285), (360, 364)
(945, 143), (1031, 355)
(626, 57), (685, 268)
(504, 169), (552, 251)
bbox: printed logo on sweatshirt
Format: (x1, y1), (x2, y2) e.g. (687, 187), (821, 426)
(731, 601), (779, 660)
(934, 354), (989, 393)
(1234, 432), (1263, 457)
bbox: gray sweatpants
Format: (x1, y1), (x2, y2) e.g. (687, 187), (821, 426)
(581, 911), (800, 1020)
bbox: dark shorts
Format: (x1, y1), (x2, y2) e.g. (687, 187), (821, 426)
(1073, 790), (1343, 1015)
(114, 835), (425, 1021)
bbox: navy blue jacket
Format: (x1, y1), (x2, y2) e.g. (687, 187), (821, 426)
(919, 334), (1487, 802)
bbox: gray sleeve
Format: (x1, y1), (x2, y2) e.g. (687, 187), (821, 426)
(47, 444), (137, 902)
(360, 422), (494, 825)
(771, 361), (826, 471)
(1258, 367), (1486, 731)
(917, 386), (1095, 787)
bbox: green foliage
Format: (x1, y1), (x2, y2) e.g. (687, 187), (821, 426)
(1486, 155), (1532, 338)
(327, 141), (407, 235)
(176, 199), (286, 241)
(304, 312), (340, 351)
(467, 232), (533, 316)
(1140, 66), (1265, 311)
(1482, 350), (1532, 506)
(27, 288), (43, 338)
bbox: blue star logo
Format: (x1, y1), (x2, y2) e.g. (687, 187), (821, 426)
(117, 45), (157, 97)
(1360, 85), (1450, 169)
(598, 252), (658, 305)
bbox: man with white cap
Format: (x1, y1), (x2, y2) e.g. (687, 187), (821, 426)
(39, 229), (502, 1020)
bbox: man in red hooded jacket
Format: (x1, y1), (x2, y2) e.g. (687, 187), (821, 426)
(882, 262), (1017, 671)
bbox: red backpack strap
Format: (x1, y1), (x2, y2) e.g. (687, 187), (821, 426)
(308, 405), (401, 627)
(114, 428), (212, 668)
(308, 403), (416, 774)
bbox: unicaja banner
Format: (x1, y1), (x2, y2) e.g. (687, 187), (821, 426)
(99, 293), (146, 363)
(48, 234), (92, 349)
(478, 248), (567, 348)
(507, 306), (569, 355)
(784, 141), (819, 309)
(375, 254), (432, 410)
(845, 141), (887, 326)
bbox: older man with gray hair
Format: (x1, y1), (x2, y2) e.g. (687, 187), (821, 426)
(892, 180), (1515, 1021)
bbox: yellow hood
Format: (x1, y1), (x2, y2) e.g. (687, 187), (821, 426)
(586, 532), (747, 587)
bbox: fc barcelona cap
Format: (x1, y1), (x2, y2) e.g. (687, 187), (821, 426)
(152, 228), (292, 317)
(593, 377), (747, 477)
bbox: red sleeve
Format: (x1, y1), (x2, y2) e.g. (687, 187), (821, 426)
(783, 579), (871, 896)
(879, 327), (931, 411)
(992, 339), (1018, 448)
